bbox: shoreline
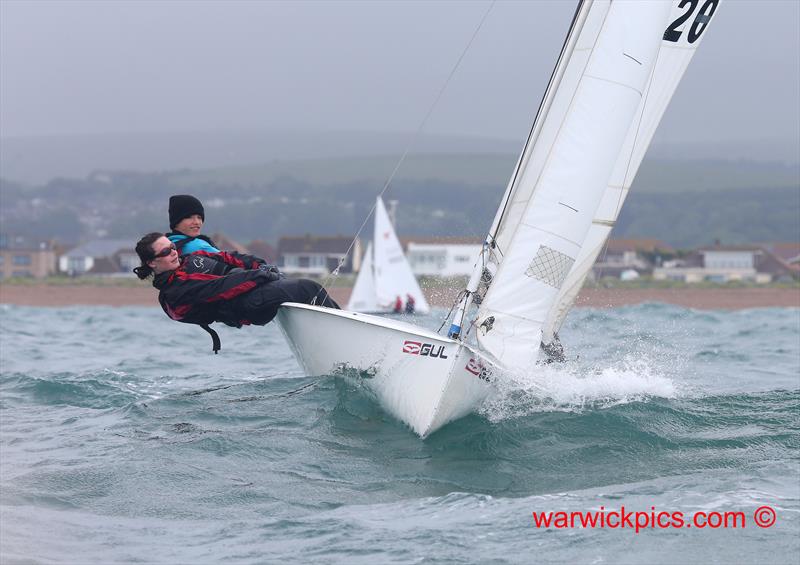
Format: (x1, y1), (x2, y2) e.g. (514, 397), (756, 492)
(1, 284), (798, 309)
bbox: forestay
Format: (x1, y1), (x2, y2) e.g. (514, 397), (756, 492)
(474, 0), (674, 369)
(541, 0), (721, 344)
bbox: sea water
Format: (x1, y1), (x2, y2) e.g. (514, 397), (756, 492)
(1, 303), (798, 564)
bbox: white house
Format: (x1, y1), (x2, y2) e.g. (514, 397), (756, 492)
(278, 235), (361, 276)
(653, 245), (790, 283)
(59, 240), (134, 276)
(405, 237), (482, 277)
(593, 238), (673, 278)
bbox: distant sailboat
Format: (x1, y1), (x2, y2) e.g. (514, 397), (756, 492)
(347, 197), (430, 314)
(277, 0), (721, 437)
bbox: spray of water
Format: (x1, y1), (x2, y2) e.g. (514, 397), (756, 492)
(479, 354), (680, 423)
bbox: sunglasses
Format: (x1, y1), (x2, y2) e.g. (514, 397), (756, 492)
(152, 243), (177, 259)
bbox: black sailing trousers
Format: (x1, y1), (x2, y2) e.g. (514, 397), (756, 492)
(226, 278), (340, 326)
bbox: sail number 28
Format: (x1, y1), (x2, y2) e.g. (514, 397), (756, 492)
(663, 0), (719, 44)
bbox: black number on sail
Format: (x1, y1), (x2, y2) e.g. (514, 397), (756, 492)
(664, 0), (698, 42)
(664, 0), (719, 44)
(687, 0), (719, 43)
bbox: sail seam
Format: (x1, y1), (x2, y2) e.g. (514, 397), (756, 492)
(519, 222), (582, 248)
(583, 73), (645, 95)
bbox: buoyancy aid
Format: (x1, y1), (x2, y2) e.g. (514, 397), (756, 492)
(166, 233), (220, 256)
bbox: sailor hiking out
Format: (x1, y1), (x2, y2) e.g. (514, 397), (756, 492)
(133, 232), (339, 353)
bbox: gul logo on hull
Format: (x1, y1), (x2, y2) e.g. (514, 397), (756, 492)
(402, 340), (448, 359)
(465, 358), (492, 382)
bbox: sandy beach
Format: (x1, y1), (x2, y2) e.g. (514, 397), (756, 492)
(1, 284), (797, 309)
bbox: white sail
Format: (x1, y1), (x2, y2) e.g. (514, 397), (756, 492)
(541, 0), (721, 344)
(347, 197), (430, 314)
(474, 0), (674, 370)
(347, 242), (380, 312)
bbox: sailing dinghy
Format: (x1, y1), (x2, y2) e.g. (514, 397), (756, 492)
(277, 0), (720, 437)
(347, 196), (430, 314)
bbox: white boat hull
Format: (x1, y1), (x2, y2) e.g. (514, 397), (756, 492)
(276, 303), (493, 437)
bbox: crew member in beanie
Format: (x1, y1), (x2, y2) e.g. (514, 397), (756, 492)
(167, 194), (221, 255)
(167, 193), (284, 282)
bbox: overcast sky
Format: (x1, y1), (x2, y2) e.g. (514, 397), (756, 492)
(1, 0), (799, 149)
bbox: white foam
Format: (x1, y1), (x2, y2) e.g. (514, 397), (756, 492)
(479, 355), (679, 423)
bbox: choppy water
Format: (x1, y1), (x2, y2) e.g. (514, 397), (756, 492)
(1, 303), (798, 564)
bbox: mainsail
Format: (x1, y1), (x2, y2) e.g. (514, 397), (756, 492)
(347, 197), (430, 314)
(472, 0), (677, 369)
(541, 0), (721, 344)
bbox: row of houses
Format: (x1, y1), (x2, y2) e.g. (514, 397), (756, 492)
(1, 233), (798, 284)
(592, 239), (800, 283)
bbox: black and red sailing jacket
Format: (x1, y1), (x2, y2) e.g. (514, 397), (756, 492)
(152, 250), (279, 328)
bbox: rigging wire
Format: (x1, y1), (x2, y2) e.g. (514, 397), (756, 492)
(312, 0), (497, 304)
(437, 289), (467, 334)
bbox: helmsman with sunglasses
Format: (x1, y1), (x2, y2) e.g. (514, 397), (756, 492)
(133, 232), (340, 353)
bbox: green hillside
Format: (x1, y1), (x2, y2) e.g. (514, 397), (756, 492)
(169, 154), (799, 194)
(169, 154), (518, 188)
(1, 155), (797, 248)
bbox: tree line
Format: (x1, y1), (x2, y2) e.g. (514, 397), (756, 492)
(1, 165), (797, 249)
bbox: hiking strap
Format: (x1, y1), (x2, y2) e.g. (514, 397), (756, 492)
(200, 324), (221, 354)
